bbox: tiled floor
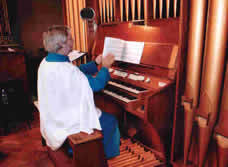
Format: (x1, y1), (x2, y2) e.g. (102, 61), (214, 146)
(0, 111), (55, 167)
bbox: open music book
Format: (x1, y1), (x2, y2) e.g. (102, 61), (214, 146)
(102, 37), (144, 64)
(68, 50), (86, 62)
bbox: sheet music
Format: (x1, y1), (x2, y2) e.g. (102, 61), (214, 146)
(103, 37), (144, 64)
(68, 50), (86, 62)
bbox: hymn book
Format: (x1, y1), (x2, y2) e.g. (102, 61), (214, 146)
(102, 37), (144, 64)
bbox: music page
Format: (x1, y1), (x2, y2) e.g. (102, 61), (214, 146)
(68, 50), (86, 62)
(102, 37), (125, 61)
(102, 37), (144, 64)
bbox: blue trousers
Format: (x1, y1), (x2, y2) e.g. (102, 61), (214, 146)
(68, 112), (120, 159)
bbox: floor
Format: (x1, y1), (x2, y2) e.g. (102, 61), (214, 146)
(0, 111), (55, 167)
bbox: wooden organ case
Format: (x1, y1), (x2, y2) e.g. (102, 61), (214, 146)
(63, 0), (188, 166)
(91, 17), (182, 167)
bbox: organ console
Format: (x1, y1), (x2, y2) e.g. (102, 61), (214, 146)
(91, 19), (180, 166)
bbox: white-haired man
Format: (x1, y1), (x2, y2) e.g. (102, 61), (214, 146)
(38, 25), (120, 159)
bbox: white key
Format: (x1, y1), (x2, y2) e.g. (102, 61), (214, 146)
(103, 90), (134, 103)
(108, 81), (140, 94)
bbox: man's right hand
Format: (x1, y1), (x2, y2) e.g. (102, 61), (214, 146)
(102, 53), (115, 68)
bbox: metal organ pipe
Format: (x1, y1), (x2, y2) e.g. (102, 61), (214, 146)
(131, 0), (136, 20)
(120, 0), (124, 21)
(113, 0), (116, 21)
(125, 0), (129, 21)
(110, 0), (113, 21)
(153, 0), (156, 19)
(99, 0), (103, 23)
(214, 63), (228, 167)
(159, 0), (163, 18)
(137, 0), (141, 19)
(173, 0), (177, 17)
(197, 0), (228, 166)
(166, 0), (170, 18)
(103, 0), (106, 22)
(182, 0), (207, 164)
(106, 0), (110, 22)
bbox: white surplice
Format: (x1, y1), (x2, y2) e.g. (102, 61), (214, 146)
(38, 59), (102, 150)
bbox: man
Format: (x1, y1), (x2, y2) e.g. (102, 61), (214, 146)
(38, 25), (120, 159)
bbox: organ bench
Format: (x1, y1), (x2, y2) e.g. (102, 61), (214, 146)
(33, 101), (107, 167)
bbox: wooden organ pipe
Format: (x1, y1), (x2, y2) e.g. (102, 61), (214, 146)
(125, 0), (129, 21)
(166, 0), (170, 18)
(214, 63), (228, 167)
(120, 0), (124, 21)
(103, 0), (106, 22)
(182, 0), (207, 164)
(173, 0), (177, 17)
(99, 0), (103, 23)
(159, 0), (163, 18)
(110, 0), (113, 21)
(197, 0), (228, 166)
(153, 0), (156, 19)
(106, 0), (110, 22)
(137, 0), (141, 19)
(131, 0), (136, 20)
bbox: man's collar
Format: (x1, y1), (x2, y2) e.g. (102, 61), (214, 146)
(46, 52), (70, 62)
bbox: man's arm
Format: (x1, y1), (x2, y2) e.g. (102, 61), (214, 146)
(79, 61), (98, 75)
(85, 53), (114, 92)
(85, 67), (110, 92)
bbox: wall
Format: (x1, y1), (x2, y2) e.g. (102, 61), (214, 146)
(16, 0), (63, 56)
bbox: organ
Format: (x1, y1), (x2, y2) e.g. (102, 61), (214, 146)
(91, 19), (180, 166)
(61, 0), (228, 166)
(62, 0), (186, 166)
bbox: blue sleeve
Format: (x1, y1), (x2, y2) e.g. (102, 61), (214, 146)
(86, 67), (110, 92)
(79, 61), (98, 75)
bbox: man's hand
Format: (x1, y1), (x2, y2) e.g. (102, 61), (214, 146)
(102, 53), (115, 68)
(95, 54), (102, 65)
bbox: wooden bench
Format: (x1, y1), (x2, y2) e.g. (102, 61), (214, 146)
(33, 101), (107, 167)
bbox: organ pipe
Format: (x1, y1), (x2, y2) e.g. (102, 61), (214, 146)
(120, 0), (124, 21)
(137, 0), (141, 19)
(197, 0), (228, 166)
(182, 0), (207, 164)
(159, 0), (163, 18)
(166, 0), (170, 18)
(113, 0), (116, 21)
(153, 0), (156, 19)
(214, 63), (228, 167)
(110, 0), (113, 21)
(174, 0), (177, 17)
(125, 0), (129, 21)
(99, 0), (103, 23)
(103, 0), (106, 22)
(131, 0), (136, 20)
(106, 0), (110, 22)
(215, 134), (228, 167)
